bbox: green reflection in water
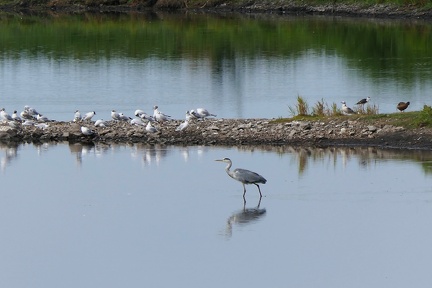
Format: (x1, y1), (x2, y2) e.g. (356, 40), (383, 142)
(0, 12), (431, 82)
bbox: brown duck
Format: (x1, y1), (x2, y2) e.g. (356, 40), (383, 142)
(397, 101), (410, 112)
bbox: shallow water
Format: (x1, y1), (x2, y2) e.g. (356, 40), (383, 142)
(0, 144), (432, 287)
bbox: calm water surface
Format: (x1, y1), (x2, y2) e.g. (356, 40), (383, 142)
(0, 13), (431, 120)
(0, 144), (432, 287)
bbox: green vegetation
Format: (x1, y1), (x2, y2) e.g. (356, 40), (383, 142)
(288, 95), (379, 117)
(280, 97), (432, 129)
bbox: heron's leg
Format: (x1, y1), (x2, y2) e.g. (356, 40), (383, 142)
(255, 184), (262, 198)
(242, 184), (247, 199)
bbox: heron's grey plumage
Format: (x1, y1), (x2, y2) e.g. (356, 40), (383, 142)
(215, 157), (267, 200)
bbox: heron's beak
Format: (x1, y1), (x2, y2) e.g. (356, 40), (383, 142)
(215, 159), (222, 162)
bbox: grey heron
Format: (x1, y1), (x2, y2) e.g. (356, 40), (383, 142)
(215, 157), (267, 199)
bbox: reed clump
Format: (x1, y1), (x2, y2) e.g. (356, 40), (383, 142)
(288, 95), (379, 117)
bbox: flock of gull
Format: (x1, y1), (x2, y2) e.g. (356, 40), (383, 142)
(340, 97), (410, 115)
(0, 105), (217, 136)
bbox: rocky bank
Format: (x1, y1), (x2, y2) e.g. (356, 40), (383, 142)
(1, 118), (432, 150)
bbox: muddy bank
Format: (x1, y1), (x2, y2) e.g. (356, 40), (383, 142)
(1, 118), (432, 150)
(1, 0), (432, 20)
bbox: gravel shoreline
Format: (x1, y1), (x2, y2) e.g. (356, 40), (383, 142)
(1, 118), (432, 150)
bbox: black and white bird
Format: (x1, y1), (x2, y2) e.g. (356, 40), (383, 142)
(153, 105), (171, 122)
(82, 111), (96, 122)
(118, 113), (131, 121)
(356, 97), (371, 106)
(73, 110), (82, 122)
(0, 108), (14, 121)
(341, 101), (355, 115)
(111, 110), (121, 121)
(11, 111), (21, 122)
(81, 126), (95, 136)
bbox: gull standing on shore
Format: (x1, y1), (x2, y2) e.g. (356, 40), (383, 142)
(12, 111), (21, 122)
(82, 111), (96, 122)
(0, 108), (14, 122)
(111, 110), (121, 121)
(341, 101), (355, 115)
(194, 108), (217, 120)
(73, 110), (82, 122)
(153, 106), (171, 122)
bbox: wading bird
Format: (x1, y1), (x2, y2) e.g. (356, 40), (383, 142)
(215, 157), (267, 200)
(356, 97), (370, 106)
(397, 101), (410, 112)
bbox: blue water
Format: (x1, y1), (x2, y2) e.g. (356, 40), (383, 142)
(0, 144), (431, 287)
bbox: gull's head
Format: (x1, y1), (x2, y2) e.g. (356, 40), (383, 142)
(153, 105), (158, 110)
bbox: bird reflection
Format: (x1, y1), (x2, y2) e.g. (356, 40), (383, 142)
(224, 198), (266, 239)
(0, 144), (18, 173)
(68, 142), (95, 167)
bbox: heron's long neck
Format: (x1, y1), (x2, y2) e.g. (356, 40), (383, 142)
(225, 162), (233, 177)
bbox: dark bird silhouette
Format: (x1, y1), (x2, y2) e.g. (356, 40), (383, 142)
(356, 96), (370, 105)
(397, 101), (410, 112)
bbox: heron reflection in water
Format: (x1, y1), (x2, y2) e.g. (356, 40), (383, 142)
(224, 198), (266, 239)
